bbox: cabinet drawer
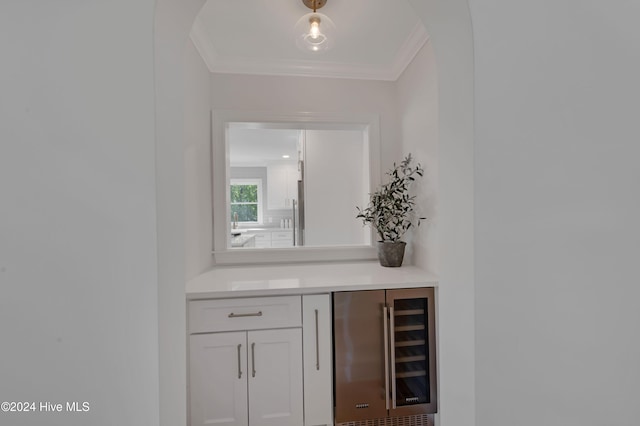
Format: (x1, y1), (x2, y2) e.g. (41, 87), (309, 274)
(272, 231), (293, 241)
(189, 296), (302, 333)
(271, 239), (293, 248)
(253, 232), (272, 242)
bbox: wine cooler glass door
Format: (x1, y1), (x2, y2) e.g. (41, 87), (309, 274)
(387, 288), (437, 415)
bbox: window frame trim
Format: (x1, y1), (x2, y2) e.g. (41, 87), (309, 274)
(212, 109), (380, 265)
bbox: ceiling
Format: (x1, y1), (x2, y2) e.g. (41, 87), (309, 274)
(190, 0), (429, 81)
(229, 127), (300, 167)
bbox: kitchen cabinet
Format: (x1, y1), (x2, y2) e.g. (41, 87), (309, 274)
(249, 328), (303, 426)
(190, 329), (302, 426)
(267, 163), (298, 210)
(242, 230), (292, 248)
(251, 231), (272, 248)
(186, 264), (439, 426)
(271, 230), (293, 248)
(302, 294), (334, 426)
(189, 296), (303, 426)
(303, 129), (368, 246)
(190, 332), (248, 426)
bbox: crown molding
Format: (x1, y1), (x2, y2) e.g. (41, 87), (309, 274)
(389, 22), (430, 80)
(189, 17), (429, 82)
(190, 16), (219, 71)
(208, 57), (399, 81)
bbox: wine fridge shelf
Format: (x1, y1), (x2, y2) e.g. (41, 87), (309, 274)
(396, 370), (427, 379)
(394, 309), (424, 316)
(394, 339), (425, 348)
(395, 355), (426, 363)
(395, 325), (425, 332)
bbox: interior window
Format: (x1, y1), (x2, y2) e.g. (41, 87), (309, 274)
(230, 179), (262, 224)
(211, 111), (380, 263)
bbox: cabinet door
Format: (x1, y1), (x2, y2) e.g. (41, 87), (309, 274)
(267, 164), (298, 210)
(304, 129), (367, 246)
(248, 328), (303, 426)
(303, 294), (334, 426)
(253, 231), (272, 248)
(267, 165), (288, 210)
(271, 231), (294, 248)
(190, 332), (248, 426)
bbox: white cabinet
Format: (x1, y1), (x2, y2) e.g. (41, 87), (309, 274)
(189, 296), (304, 426)
(190, 329), (303, 426)
(252, 231), (272, 248)
(244, 230), (293, 248)
(189, 296), (302, 333)
(267, 163), (298, 210)
(271, 230), (293, 248)
(303, 129), (368, 246)
(248, 328), (303, 426)
(188, 294), (333, 426)
(189, 332), (248, 426)
(303, 294), (334, 426)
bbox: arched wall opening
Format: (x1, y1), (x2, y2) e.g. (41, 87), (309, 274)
(154, 1), (474, 425)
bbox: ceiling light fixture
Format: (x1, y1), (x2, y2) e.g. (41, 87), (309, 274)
(295, 0), (335, 53)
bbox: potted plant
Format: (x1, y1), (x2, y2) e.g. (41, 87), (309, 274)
(356, 154), (425, 267)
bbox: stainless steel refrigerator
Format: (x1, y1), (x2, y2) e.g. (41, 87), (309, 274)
(293, 160), (304, 246)
(333, 288), (437, 424)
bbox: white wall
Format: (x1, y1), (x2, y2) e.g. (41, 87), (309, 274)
(184, 39), (214, 281)
(471, 0), (640, 425)
(210, 73), (401, 164)
(408, 1), (476, 425)
(0, 1), (159, 425)
(154, 1), (207, 425)
(396, 41), (439, 274)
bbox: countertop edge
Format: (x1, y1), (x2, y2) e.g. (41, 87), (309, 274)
(185, 262), (439, 300)
(186, 280), (438, 300)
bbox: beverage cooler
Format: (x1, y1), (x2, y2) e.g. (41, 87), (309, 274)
(333, 288), (437, 424)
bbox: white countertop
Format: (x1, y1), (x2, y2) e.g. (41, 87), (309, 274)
(230, 233), (256, 247)
(186, 261), (438, 299)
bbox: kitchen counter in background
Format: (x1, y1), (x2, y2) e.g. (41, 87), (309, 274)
(230, 233), (256, 247)
(186, 261), (438, 299)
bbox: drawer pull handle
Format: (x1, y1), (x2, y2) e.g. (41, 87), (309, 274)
(228, 311), (263, 318)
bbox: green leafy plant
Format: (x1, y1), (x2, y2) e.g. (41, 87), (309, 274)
(356, 154), (425, 242)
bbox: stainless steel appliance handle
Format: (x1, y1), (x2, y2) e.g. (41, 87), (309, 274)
(228, 311), (262, 318)
(315, 309), (320, 370)
(237, 344), (242, 379)
(292, 200), (296, 246)
(251, 342), (256, 377)
(297, 165), (305, 246)
(389, 306), (397, 409)
(383, 305), (390, 411)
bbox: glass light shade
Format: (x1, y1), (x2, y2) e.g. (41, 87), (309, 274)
(294, 12), (336, 53)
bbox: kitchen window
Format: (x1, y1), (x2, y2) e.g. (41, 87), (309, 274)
(230, 179), (263, 224)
